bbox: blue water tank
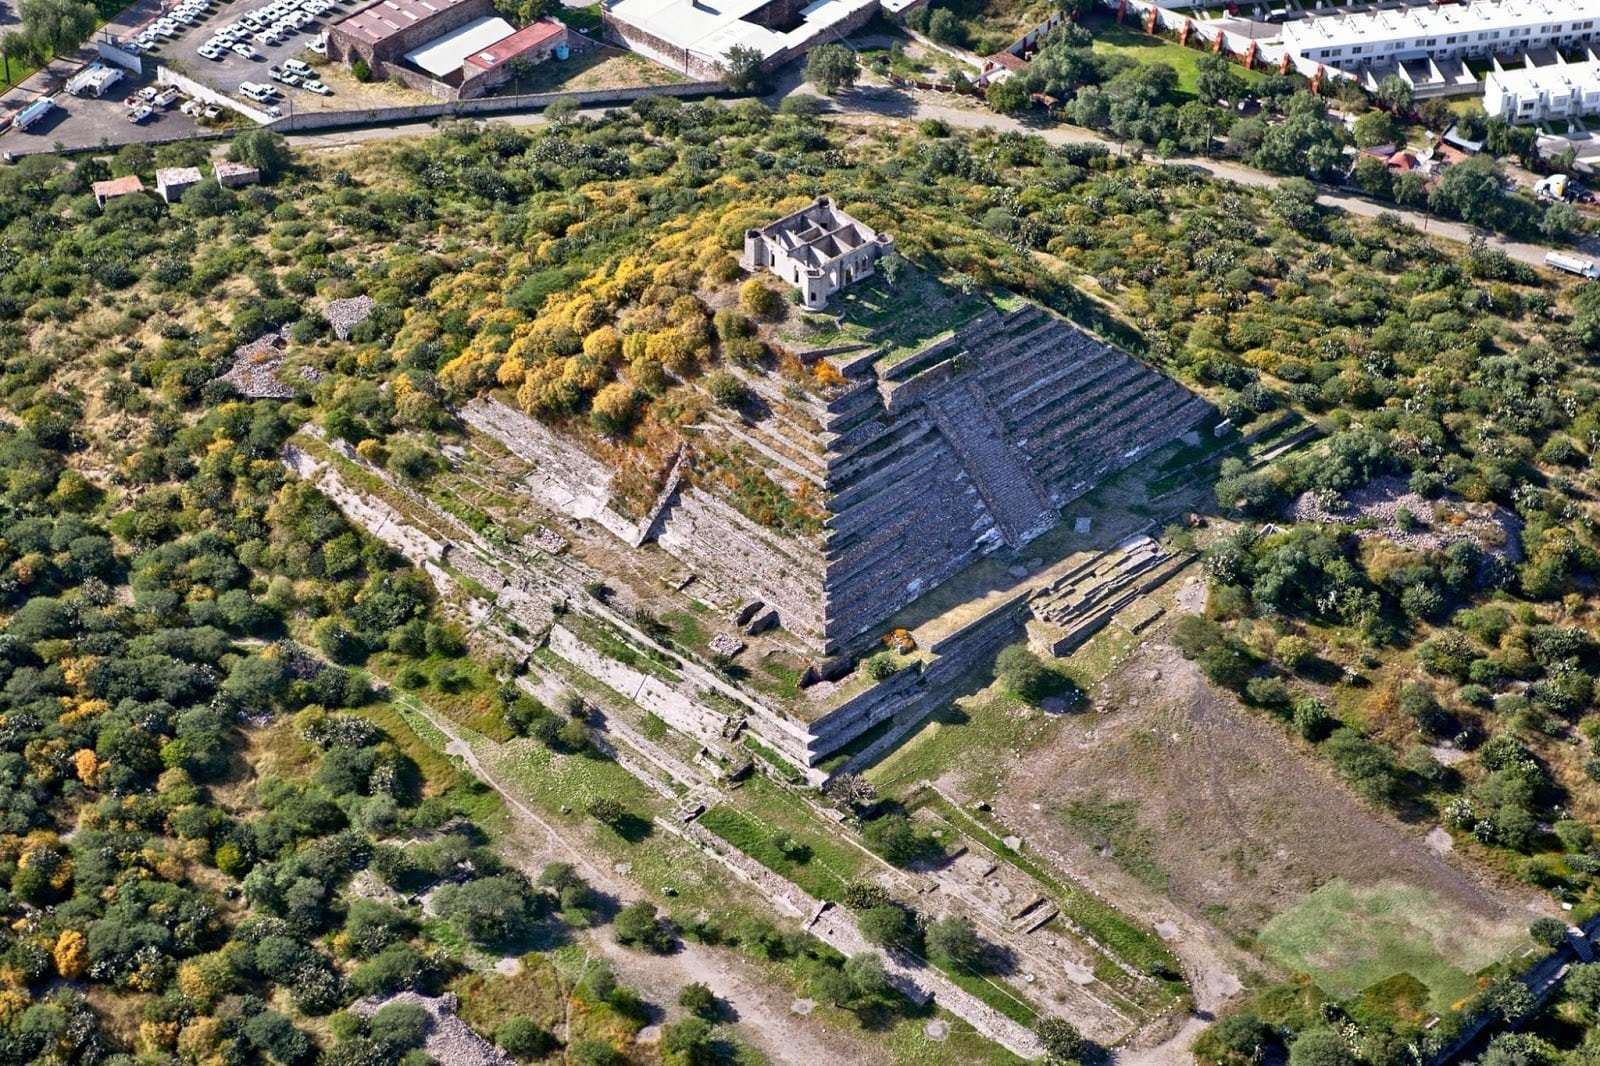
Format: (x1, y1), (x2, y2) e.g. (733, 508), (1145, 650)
(554, 42), (569, 60)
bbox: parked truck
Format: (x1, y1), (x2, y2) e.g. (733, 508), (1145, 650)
(12, 96), (58, 132)
(66, 63), (123, 98)
(1545, 251), (1600, 279)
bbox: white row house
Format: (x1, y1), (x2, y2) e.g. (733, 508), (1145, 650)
(1283, 0), (1600, 69)
(1484, 50), (1600, 121)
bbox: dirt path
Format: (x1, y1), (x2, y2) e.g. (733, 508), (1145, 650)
(414, 703), (886, 1066)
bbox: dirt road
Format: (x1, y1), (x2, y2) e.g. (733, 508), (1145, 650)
(413, 702), (887, 1066)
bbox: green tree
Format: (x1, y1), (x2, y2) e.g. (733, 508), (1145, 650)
(926, 914), (984, 970)
(677, 981), (719, 1018)
(495, 1017), (556, 1059)
(987, 77), (1029, 115)
(1195, 54), (1246, 105)
(369, 1001), (429, 1051)
(1373, 74), (1413, 113)
(614, 900), (672, 953)
(1036, 1017), (1086, 1062)
(856, 902), (919, 952)
(1566, 962), (1600, 1012)
(1289, 1029), (1353, 1066)
(660, 1017), (716, 1066)
(806, 44), (858, 95)
(1542, 201), (1579, 242)
(1428, 156), (1510, 229)
(1529, 917), (1568, 947)
(1351, 110), (1397, 149)
(720, 44), (764, 93)
(228, 128), (292, 182)
(996, 644), (1069, 704)
(0, 31), (35, 85)
(1350, 154), (1393, 199)
(18, 0), (94, 59)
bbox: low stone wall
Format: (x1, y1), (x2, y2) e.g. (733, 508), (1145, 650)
(274, 78), (727, 133)
(156, 65), (276, 125)
(548, 623), (732, 740)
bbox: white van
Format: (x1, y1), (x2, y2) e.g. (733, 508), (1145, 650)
(239, 81), (277, 102)
(283, 57), (311, 76)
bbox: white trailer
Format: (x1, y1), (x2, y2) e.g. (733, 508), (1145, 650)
(66, 63), (124, 97)
(1545, 251), (1600, 279)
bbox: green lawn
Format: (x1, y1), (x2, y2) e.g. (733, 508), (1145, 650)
(1086, 18), (1267, 97)
(1257, 880), (1531, 1012)
(699, 775), (873, 902)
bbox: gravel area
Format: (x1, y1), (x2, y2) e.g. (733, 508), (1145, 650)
(1289, 476), (1522, 561)
(351, 992), (512, 1066)
(322, 293), (374, 339)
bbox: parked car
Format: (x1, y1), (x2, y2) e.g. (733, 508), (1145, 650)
(301, 78), (330, 95)
(283, 57), (311, 75)
(153, 87), (180, 108)
(239, 81), (279, 102)
(306, 33), (327, 54)
(127, 104), (153, 122)
(202, 104), (222, 119)
(232, 42), (259, 58)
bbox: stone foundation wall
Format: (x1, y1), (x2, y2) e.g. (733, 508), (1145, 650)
(654, 486), (825, 642)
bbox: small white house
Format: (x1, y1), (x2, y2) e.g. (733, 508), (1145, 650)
(155, 166), (203, 204)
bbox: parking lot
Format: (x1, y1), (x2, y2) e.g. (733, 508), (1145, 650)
(0, 68), (211, 154)
(133, 0), (349, 115)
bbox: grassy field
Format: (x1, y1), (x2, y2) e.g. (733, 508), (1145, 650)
(699, 776), (874, 902)
(498, 42), (686, 95)
(1086, 18), (1268, 97)
(1257, 880), (1531, 1011)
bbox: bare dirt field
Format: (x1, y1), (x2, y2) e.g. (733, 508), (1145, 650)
(891, 576), (1544, 1057)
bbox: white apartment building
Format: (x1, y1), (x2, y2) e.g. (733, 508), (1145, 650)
(1484, 52), (1600, 120)
(1283, 0), (1600, 69)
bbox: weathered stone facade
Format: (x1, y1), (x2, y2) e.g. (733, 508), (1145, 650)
(327, 0), (493, 74)
(741, 196), (894, 309)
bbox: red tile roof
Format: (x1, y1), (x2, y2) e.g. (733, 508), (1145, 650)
(463, 16), (563, 70)
(92, 175), (145, 199)
(985, 51), (1028, 72)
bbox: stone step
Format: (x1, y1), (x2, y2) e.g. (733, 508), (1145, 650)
(1024, 369), (1178, 476)
(826, 435), (950, 520)
(1010, 359), (1146, 446)
(1033, 382), (1200, 492)
(925, 380), (1057, 549)
(826, 418), (937, 492)
(703, 415), (827, 488)
(828, 487), (991, 589)
(1001, 344), (1122, 416)
(978, 327), (1104, 401)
